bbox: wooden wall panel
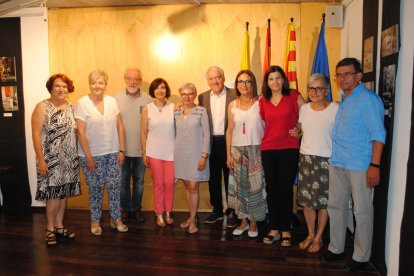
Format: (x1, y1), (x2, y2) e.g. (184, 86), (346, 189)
(47, 3), (340, 210)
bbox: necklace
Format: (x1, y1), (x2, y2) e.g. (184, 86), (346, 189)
(239, 97), (253, 135)
(154, 100), (166, 112)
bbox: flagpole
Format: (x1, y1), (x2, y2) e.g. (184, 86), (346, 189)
(267, 19), (271, 65)
(245, 21), (249, 31)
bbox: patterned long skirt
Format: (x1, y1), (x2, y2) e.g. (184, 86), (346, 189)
(297, 154), (330, 209)
(227, 145), (267, 221)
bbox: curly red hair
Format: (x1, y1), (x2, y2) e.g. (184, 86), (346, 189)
(46, 73), (75, 93)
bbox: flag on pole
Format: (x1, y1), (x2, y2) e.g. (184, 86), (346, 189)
(240, 22), (250, 70)
(262, 19), (271, 78)
(283, 19), (298, 90)
(311, 14), (332, 101)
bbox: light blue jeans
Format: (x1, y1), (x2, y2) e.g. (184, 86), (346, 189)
(120, 156), (145, 212)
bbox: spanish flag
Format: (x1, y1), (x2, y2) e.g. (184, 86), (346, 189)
(240, 22), (250, 70)
(283, 19), (298, 90)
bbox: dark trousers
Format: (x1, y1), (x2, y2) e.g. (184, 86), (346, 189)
(261, 148), (299, 231)
(208, 136), (232, 216)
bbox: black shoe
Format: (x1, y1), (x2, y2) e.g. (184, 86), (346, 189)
(122, 211), (130, 223)
(321, 250), (344, 263)
(128, 211), (136, 221)
(204, 212), (224, 224)
(345, 260), (367, 272)
(226, 212), (237, 228)
(136, 209), (146, 223)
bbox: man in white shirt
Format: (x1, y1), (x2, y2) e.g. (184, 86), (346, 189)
(114, 68), (152, 222)
(198, 66), (236, 227)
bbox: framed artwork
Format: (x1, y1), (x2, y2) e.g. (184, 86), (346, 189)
(381, 24), (399, 57)
(363, 36), (374, 73)
(1, 85), (19, 111)
(0, 56), (17, 82)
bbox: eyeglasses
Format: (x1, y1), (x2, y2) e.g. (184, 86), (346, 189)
(237, 80), (253, 86)
(335, 72), (357, 79)
(181, 93), (195, 98)
(307, 87), (328, 93)
(125, 77), (142, 83)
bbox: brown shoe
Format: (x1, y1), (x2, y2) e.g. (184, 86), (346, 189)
(136, 209), (146, 223)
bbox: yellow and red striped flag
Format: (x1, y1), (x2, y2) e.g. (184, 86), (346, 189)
(240, 22), (250, 70)
(283, 19), (298, 90)
(262, 19), (271, 79)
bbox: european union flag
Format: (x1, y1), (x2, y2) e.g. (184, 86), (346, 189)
(311, 20), (332, 102)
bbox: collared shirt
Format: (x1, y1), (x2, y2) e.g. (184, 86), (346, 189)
(210, 88), (226, 135)
(114, 89), (152, 157)
(74, 95), (120, 157)
(330, 83), (386, 171)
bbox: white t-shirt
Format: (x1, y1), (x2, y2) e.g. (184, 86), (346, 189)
(298, 102), (339, 157)
(231, 100), (264, 146)
(146, 102), (175, 161)
(74, 95), (120, 157)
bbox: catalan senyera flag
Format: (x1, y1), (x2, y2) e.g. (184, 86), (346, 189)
(240, 23), (250, 70)
(312, 19), (332, 102)
(283, 21), (298, 90)
(262, 20), (271, 78)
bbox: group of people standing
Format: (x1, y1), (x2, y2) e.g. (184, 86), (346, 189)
(32, 57), (385, 273)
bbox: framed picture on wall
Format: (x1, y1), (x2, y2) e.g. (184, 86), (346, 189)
(363, 36), (374, 73)
(1, 85), (18, 111)
(381, 24), (399, 57)
(0, 56), (17, 82)
(383, 64), (396, 94)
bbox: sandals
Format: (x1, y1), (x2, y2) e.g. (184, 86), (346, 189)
(180, 218), (190, 229)
(263, 232), (281, 245)
(308, 239), (323, 253)
(280, 236), (292, 247)
(55, 227), (75, 241)
(299, 236), (314, 250)
(45, 229), (57, 247)
(187, 222), (198, 234)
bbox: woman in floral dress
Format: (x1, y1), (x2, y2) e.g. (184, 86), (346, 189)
(297, 73), (339, 253)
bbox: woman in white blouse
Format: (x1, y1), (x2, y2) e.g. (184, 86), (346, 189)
(226, 70), (266, 238)
(141, 78), (175, 228)
(75, 69), (128, 235)
(296, 73), (339, 253)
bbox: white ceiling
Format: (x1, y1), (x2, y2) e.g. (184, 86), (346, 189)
(0, 0), (341, 16)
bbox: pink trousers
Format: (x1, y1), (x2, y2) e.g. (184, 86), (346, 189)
(148, 157), (175, 214)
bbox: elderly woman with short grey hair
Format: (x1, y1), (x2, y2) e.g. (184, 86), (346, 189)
(174, 82), (210, 234)
(296, 73), (338, 253)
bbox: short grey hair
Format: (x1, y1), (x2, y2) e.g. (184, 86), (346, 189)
(206, 66), (225, 79)
(307, 73), (330, 88)
(179, 82), (197, 96)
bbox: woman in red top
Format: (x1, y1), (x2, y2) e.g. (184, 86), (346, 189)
(259, 65), (305, 247)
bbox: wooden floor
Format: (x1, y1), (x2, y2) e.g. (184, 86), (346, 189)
(0, 209), (380, 275)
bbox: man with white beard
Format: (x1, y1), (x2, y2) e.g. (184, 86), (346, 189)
(115, 68), (152, 223)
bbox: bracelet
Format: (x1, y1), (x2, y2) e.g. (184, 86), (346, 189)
(369, 162), (380, 168)
(201, 154), (208, 159)
(119, 150), (125, 154)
